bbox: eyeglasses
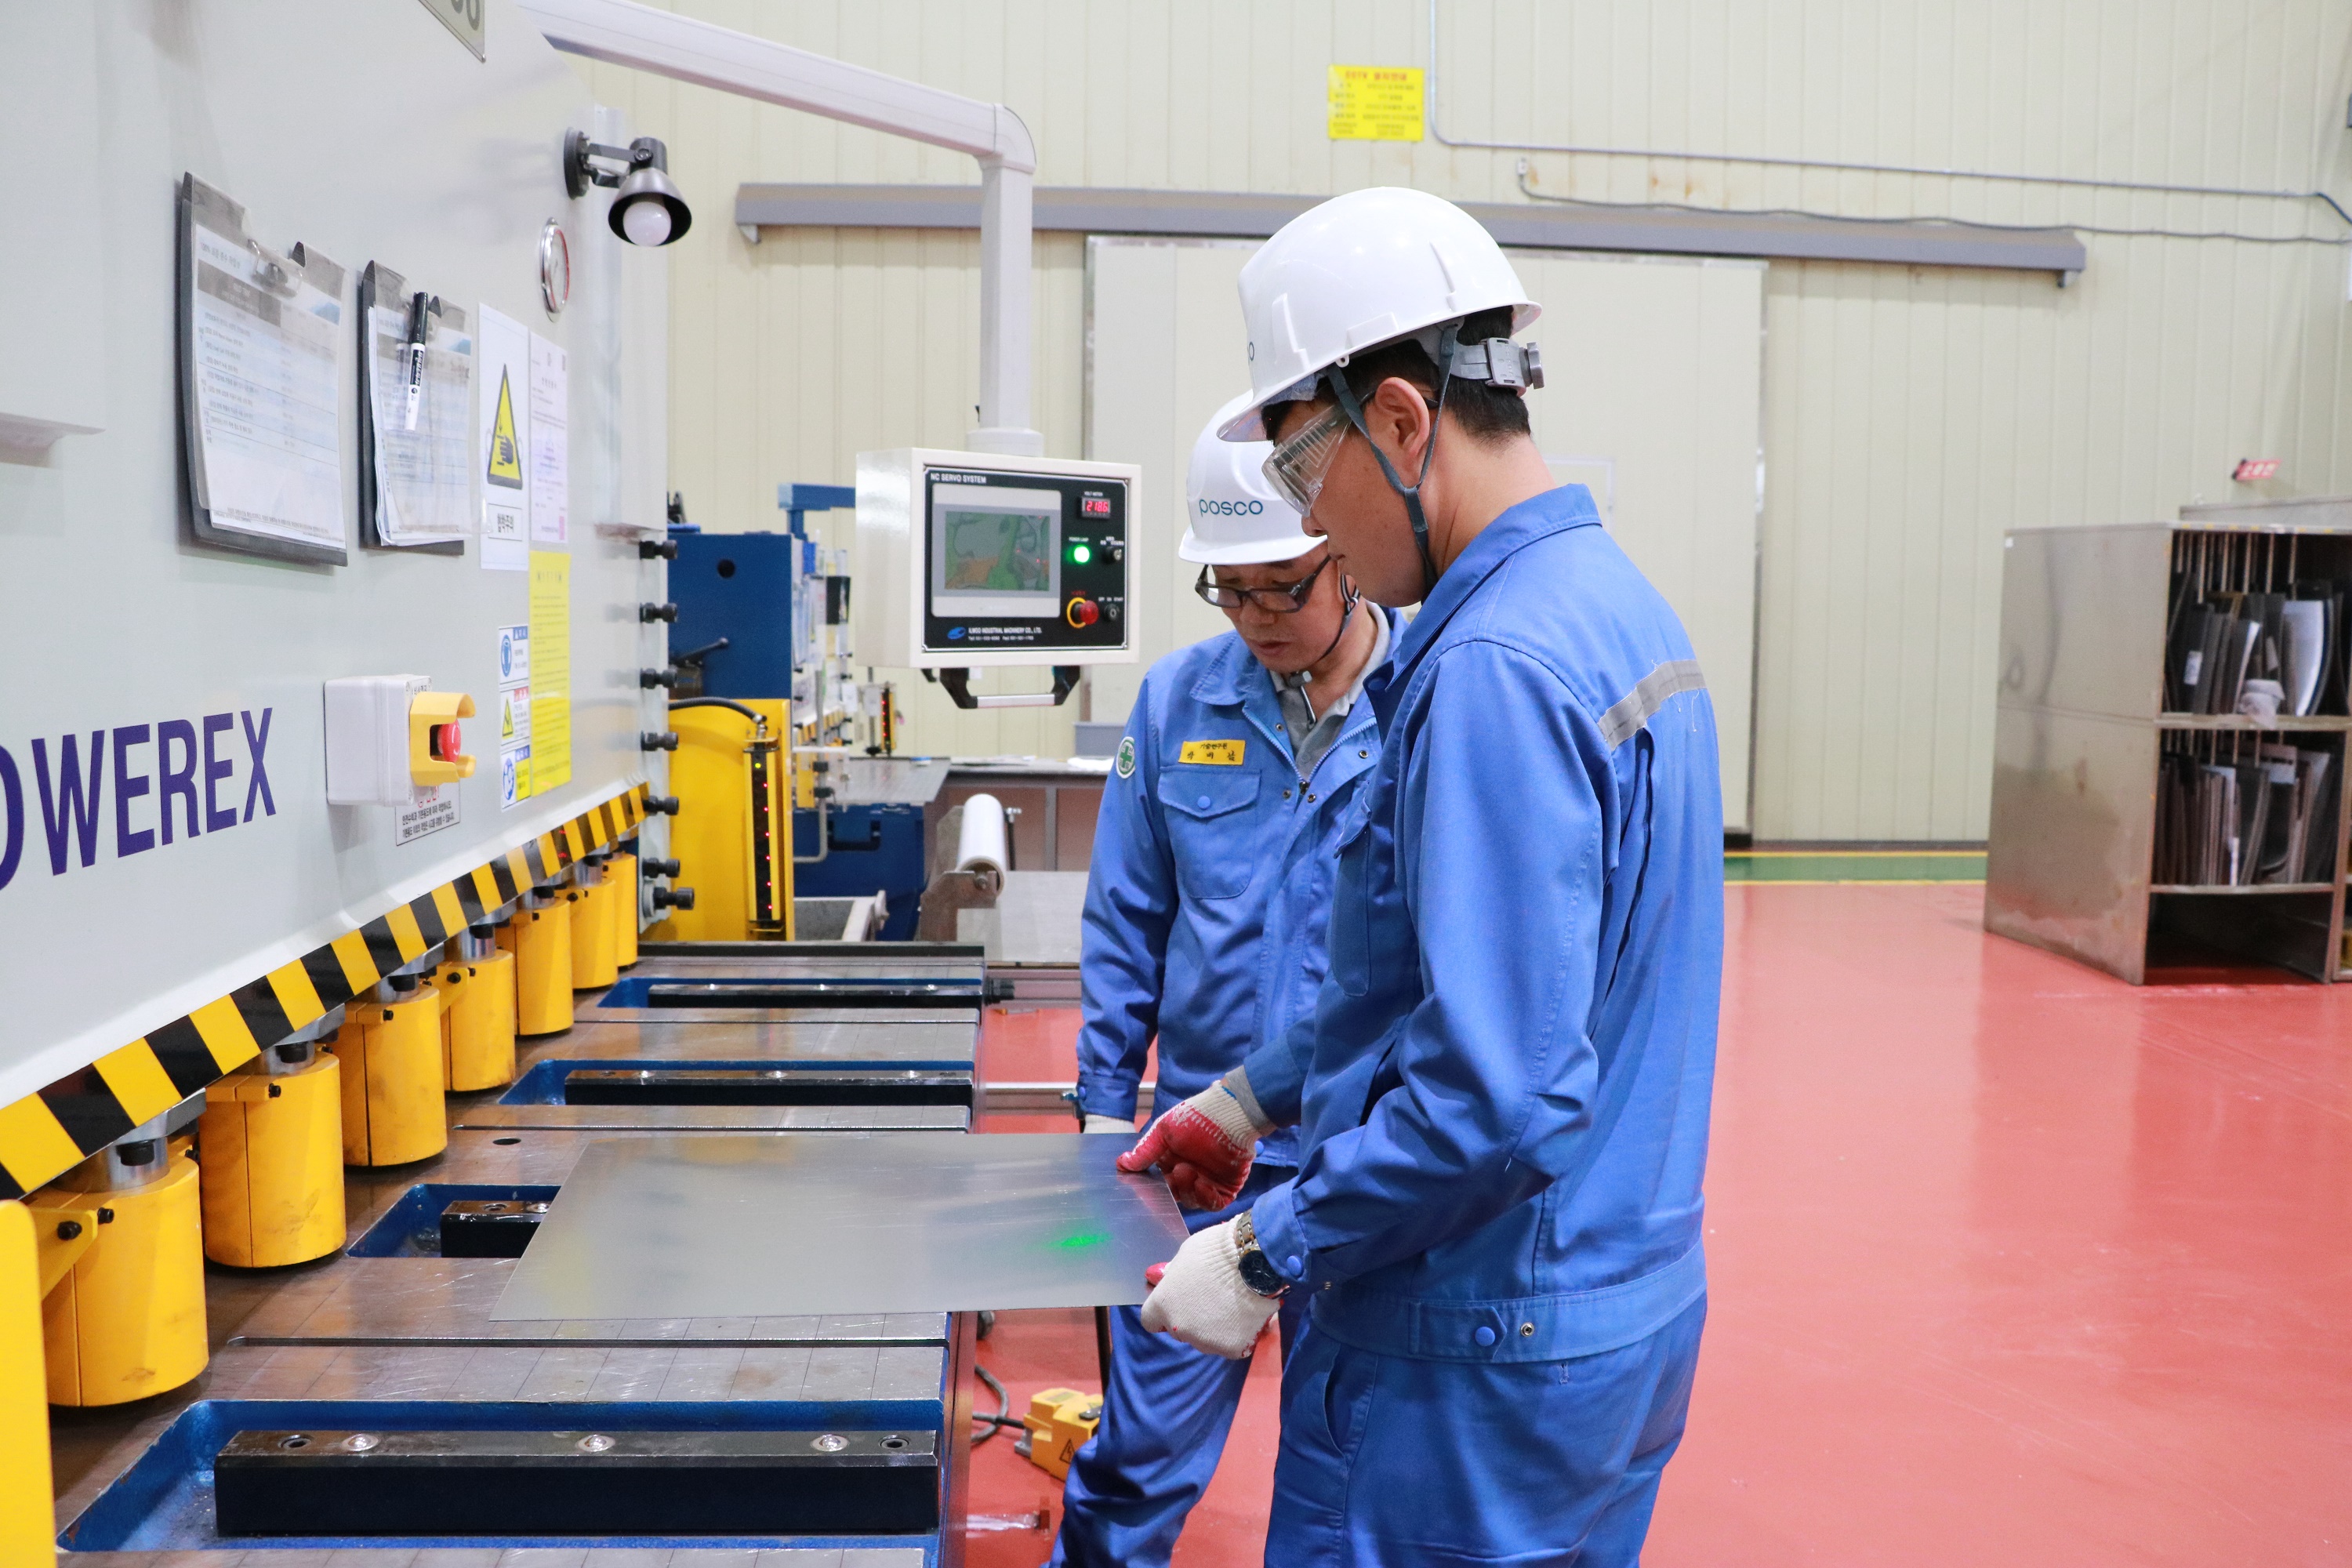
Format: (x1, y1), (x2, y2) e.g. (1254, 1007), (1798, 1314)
(1194, 553), (1335, 614)
(1261, 402), (1352, 515)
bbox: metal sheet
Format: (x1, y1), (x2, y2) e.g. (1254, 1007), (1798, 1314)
(455, 1102), (971, 1132)
(530, 1018), (980, 1066)
(585, 1004), (984, 1025)
(495, 1133), (1187, 1321)
(614, 951), (985, 981)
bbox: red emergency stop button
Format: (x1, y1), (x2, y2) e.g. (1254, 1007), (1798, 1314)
(1065, 597), (1101, 628)
(430, 721), (463, 760)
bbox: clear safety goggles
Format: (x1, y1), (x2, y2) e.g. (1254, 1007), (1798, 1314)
(1261, 402), (1352, 516)
(1194, 552), (1334, 614)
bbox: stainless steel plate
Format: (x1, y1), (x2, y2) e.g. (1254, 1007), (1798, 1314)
(494, 1133), (1188, 1322)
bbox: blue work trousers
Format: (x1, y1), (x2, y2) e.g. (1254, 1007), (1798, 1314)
(1051, 1166), (1306, 1568)
(1265, 1294), (1706, 1567)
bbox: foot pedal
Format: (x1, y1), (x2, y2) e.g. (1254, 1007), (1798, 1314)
(437, 1198), (549, 1258)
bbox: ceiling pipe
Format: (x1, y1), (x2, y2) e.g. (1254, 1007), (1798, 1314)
(520, 0), (1044, 456)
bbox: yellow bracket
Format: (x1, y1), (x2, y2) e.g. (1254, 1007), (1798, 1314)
(23, 1192), (102, 1298)
(409, 689), (478, 784)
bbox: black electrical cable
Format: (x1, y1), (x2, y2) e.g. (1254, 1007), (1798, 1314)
(971, 1364), (1020, 1443)
(666, 696), (767, 728)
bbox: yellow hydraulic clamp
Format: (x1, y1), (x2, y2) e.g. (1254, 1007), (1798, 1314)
(1, 1201), (55, 1561)
(198, 1033), (346, 1268)
(332, 975), (448, 1166)
(610, 849), (641, 967)
(1016, 1386), (1104, 1482)
(31, 1108), (209, 1408)
(505, 885), (576, 1036)
(572, 855), (620, 991)
(437, 925), (517, 1090)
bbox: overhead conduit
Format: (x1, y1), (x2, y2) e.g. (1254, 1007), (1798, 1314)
(520, 0), (1044, 456)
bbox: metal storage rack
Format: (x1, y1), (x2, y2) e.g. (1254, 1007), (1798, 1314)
(1987, 500), (2352, 983)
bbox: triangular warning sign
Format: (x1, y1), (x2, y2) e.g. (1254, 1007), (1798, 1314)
(485, 368), (524, 488)
(501, 691), (517, 741)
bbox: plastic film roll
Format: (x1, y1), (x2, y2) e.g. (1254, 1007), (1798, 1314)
(956, 793), (1009, 877)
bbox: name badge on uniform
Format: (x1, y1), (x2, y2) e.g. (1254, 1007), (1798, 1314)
(1179, 739), (1247, 766)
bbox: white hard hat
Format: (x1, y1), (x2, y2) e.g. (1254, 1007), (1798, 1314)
(1219, 187), (1541, 441)
(1179, 393), (1316, 564)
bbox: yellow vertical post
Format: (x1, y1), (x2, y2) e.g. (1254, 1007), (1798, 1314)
(0, 1201), (54, 1564)
(609, 851), (641, 967)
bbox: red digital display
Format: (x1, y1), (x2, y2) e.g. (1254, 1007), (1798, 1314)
(1081, 496), (1112, 517)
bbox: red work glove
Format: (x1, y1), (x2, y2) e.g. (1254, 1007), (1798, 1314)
(1116, 1072), (1271, 1210)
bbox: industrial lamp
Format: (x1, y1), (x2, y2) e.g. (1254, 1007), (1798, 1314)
(564, 131), (693, 247)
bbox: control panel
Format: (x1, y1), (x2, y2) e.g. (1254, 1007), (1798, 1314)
(855, 448), (1140, 671)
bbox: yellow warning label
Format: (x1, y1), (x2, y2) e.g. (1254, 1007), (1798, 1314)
(1327, 66), (1425, 142)
(1179, 739), (1247, 766)
(485, 368), (524, 488)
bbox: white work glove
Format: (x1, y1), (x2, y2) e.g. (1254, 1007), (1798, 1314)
(1116, 1069), (1272, 1210)
(1138, 1218), (1281, 1359)
(1082, 1113), (1134, 1134)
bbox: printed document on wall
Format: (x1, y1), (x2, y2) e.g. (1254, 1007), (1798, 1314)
(528, 332), (568, 546)
(528, 550), (571, 793)
(180, 176), (347, 557)
(361, 268), (474, 545)
(477, 304), (529, 570)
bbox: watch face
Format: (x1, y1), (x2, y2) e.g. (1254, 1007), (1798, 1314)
(1237, 1246), (1289, 1298)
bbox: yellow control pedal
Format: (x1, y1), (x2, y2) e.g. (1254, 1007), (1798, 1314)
(1016, 1386), (1103, 1481)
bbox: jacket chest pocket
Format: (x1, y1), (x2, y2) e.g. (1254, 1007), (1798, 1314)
(1158, 771), (1265, 899)
(1327, 800), (1377, 996)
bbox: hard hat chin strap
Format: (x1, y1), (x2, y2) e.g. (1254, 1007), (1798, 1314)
(1323, 324), (1457, 599)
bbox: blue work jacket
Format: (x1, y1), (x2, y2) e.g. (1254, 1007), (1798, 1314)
(1244, 486), (1722, 1364)
(1076, 614), (1400, 1166)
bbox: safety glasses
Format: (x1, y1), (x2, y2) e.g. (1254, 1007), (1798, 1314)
(1194, 553), (1335, 614)
(1260, 402), (1352, 515)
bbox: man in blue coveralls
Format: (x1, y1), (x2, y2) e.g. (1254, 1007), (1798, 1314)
(1132, 188), (1724, 1566)
(1050, 395), (1400, 1567)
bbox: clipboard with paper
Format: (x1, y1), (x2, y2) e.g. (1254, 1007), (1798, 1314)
(176, 174), (350, 565)
(358, 261), (476, 552)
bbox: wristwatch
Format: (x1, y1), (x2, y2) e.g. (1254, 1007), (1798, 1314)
(1231, 1210), (1290, 1298)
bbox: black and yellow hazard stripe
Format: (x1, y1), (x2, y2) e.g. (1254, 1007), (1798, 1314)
(0, 786), (649, 1200)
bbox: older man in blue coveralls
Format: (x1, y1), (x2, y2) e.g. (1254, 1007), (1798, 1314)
(1128, 187), (1723, 1566)
(1050, 395), (1399, 1568)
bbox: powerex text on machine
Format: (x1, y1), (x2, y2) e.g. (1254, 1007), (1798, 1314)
(856, 448), (1141, 708)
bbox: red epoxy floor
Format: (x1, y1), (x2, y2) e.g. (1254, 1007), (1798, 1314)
(969, 884), (2352, 1566)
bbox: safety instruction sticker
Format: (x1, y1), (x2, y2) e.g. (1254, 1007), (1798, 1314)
(497, 622), (532, 808)
(477, 304), (529, 571)
(1327, 66), (1425, 141)
(528, 551), (572, 793)
(1179, 739), (1247, 766)
(396, 782), (460, 845)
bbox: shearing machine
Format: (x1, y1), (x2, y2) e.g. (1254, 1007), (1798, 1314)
(0, 2), (1154, 1563)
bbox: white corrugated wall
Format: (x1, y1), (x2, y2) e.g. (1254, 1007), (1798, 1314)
(577, 0), (2352, 838)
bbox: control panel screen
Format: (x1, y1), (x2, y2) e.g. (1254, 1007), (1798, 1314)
(920, 466), (1129, 655)
(930, 485), (1061, 616)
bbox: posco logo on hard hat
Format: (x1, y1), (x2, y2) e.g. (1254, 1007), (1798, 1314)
(1196, 499), (1265, 516)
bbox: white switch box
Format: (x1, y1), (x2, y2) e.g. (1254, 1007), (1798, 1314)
(323, 674), (430, 806)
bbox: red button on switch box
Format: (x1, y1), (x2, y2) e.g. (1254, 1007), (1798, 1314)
(1065, 597), (1101, 628)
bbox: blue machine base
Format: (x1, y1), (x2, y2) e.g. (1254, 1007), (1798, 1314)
(595, 975), (980, 1008)
(795, 802), (929, 942)
(60, 1399), (941, 1555)
(347, 1184), (561, 1257)
(501, 1055), (975, 1105)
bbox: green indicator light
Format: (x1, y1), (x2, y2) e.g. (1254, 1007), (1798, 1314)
(1070, 542), (1093, 565)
